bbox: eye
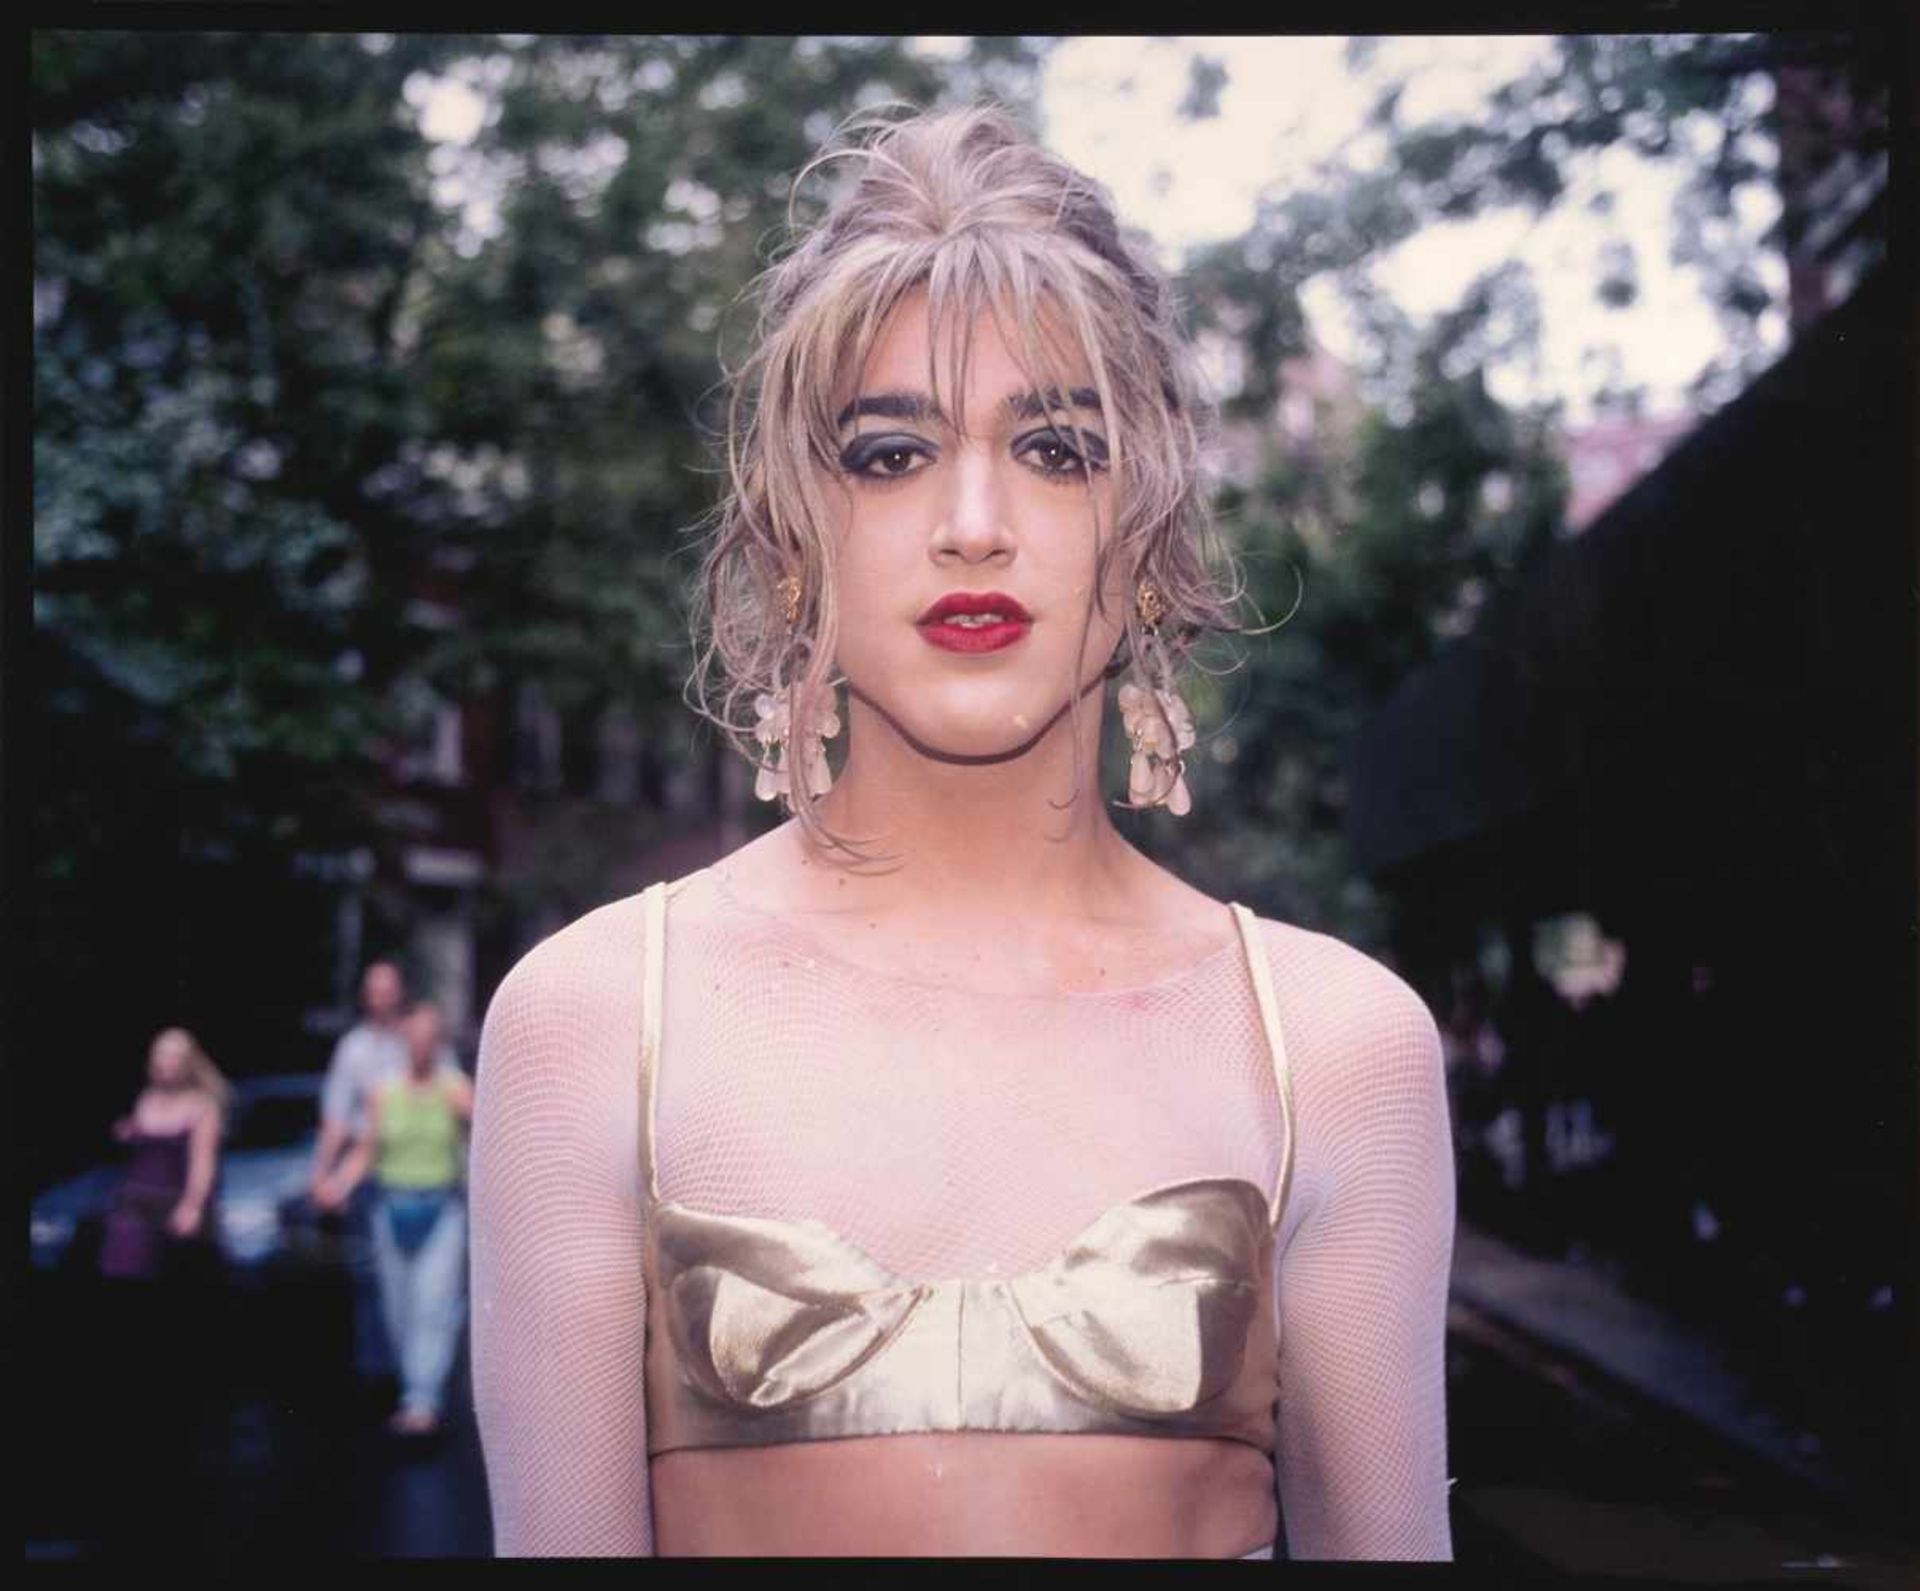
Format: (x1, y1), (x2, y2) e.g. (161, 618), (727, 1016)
(1016, 427), (1109, 482)
(839, 434), (935, 483)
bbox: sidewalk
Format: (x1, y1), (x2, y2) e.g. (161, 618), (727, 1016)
(1445, 1220), (1920, 1585)
(1449, 1221), (1840, 1496)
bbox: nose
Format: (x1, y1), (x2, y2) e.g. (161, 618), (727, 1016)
(930, 442), (1014, 566)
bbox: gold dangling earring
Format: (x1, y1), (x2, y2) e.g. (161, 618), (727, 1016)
(753, 573), (841, 807)
(776, 572), (802, 629)
(1116, 578), (1195, 816)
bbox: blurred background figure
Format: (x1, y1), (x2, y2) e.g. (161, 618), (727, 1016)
(100, 1026), (228, 1282)
(308, 960), (409, 1386)
(311, 963), (409, 1190)
(317, 1002), (474, 1438)
(95, 1026), (231, 1554)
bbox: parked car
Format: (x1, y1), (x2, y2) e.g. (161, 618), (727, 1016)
(30, 1073), (339, 1276)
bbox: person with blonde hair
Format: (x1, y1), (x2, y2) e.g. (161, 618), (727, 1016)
(100, 1026), (229, 1280)
(94, 1028), (231, 1551)
(471, 104), (1453, 1560)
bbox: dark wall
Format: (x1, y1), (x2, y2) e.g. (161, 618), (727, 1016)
(1347, 267), (1915, 1514)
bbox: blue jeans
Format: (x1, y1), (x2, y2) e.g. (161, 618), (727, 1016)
(346, 1180), (395, 1379)
(370, 1187), (467, 1419)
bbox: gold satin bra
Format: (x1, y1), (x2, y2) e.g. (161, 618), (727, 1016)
(636, 877), (1296, 1459)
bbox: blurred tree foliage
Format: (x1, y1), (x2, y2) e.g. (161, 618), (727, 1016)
(35, 32), (462, 860)
(1352, 31), (1889, 405)
(1188, 33), (1882, 424)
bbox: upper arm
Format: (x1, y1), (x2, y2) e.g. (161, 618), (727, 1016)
(187, 1104), (222, 1180)
(469, 912), (654, 1556)
(319, 1042), (356, 1130)
(361, 1084), (386, 1144)
(1271, 951), (1454, 1561)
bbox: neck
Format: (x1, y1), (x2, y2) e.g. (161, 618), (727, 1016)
(799, 674), (1138, 924)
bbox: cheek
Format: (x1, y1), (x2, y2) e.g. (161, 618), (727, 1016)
(829, 488), (923, 604)
(824, 540), (893, 676)
(1060, 488), (1129, 617)
(822, 489), (884, 593)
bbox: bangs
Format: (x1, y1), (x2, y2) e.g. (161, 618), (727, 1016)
(781, 228), (1134, 488)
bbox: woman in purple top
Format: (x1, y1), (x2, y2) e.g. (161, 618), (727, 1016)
(99, 1027), (228, 1280)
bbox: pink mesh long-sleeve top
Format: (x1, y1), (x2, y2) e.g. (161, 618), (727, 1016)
(470, 865), (1454, 1558)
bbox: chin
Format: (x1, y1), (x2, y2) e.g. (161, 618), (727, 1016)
(870, 678), (1079, 761)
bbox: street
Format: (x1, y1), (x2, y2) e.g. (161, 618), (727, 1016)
(1447, 1299), (1915, 1586)
(26, 1263), (492, 1562)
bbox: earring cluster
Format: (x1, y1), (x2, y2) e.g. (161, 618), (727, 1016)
(1117, 578), (1196, 816)
(754, 572), (841, 807)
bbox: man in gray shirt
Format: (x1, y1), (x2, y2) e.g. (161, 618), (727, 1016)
(311, 962), (407, 1201)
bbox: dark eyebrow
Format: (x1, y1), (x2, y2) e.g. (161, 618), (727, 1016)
(1004, 387), (1103, 422)
(835, 392), (942, 428)
(834, 387), (1105, 430)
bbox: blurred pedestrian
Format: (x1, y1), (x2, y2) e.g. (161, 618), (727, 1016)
(309, 961), (457, 1384)
(310, 962), (408, 1202)
(317, 1002), (474, 1437)
(95, 1026), (230, 1554)
(100, 1026), (228, 1281)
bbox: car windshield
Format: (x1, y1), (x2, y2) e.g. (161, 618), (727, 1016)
(225, 1093), (318, 1153)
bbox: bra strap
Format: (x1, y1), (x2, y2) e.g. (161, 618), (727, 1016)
(1229, 903), (1295, 1229)
(639, 880), (668, 1204)
(638, 871), (708, 1204)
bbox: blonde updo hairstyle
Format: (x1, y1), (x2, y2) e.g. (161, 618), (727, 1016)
(690, 104), (1245, 856)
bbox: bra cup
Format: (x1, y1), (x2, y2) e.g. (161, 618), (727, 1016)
(1010, 1273), (1259, 1417)
(1005, 1179), (1268, 1419)
(1062, 1178), (1269, 1273)
(667, 1263), (926, 1409)
(655, 1203), (926, 1410)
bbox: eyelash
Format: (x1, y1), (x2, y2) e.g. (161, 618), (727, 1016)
(1018, 431), (1107, 483)
(838, 436), (933, 484)
(836, 430), (1110, 488)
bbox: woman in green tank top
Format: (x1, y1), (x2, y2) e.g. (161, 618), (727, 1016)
(318, 1000), (474, 1436)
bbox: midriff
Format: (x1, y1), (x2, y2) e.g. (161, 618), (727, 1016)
(650, 1431), (1276, 1557)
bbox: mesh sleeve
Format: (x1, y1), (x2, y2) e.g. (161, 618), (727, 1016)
(1268, 933), (1455, 1560)
(468, 901), (654, 1556)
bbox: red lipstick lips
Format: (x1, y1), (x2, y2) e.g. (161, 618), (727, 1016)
(916, 591), (1033, 654)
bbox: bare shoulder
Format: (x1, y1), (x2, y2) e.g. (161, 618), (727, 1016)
(1245, 912), (1444, 1088)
